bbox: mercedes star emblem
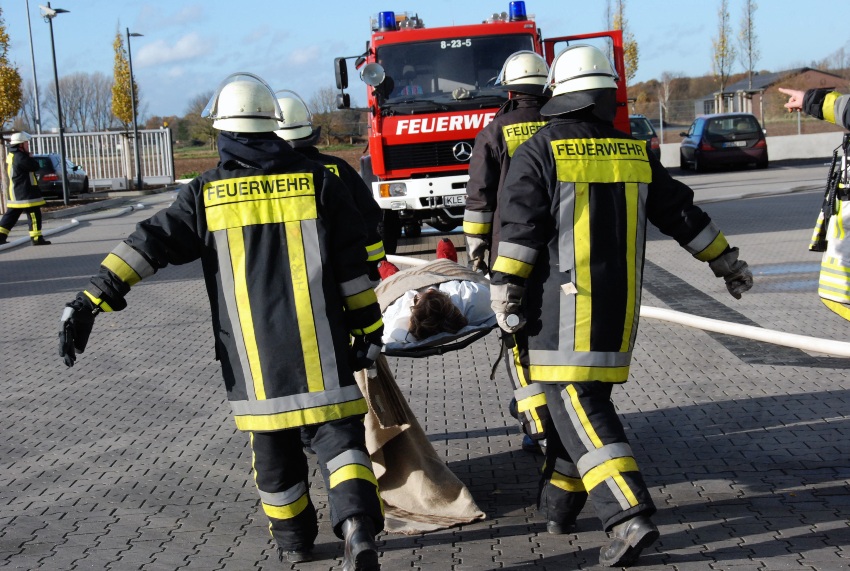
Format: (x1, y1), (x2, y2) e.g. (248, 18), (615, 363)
(452, 142), (473, 162)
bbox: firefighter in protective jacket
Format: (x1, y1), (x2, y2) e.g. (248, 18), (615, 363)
(58, 73), (384, 570)
(1, 132), (51, 246)
(463, 51), (550, 274)
(490, 46), (753, 568)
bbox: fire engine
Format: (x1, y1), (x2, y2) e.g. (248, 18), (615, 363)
(334, 2), (629, 253)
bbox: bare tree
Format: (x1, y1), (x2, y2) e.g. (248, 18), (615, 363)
(711, 0), (737, 111)
(656, 71), (683, 117)
(737, 0), (760, 90)
(308, 86), (338, 146)
(184, 90), (216, 149)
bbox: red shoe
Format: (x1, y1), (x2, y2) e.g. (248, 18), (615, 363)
(436, 238), (457, 262)
(378, 260), (400, 279)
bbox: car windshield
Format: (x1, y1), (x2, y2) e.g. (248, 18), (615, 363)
(34, 156), (54, 171)
(376, 34), (534, 111)
(705, 116), (761, 139)
(630, 119), (654, 137)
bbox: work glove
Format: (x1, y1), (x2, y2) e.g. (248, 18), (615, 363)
(708, 247), (753, 300)
(465, 235), (489, 274)
(350, 329), (384, 372)
(491, 283), (526, 333)
(58, 292), (100, 367)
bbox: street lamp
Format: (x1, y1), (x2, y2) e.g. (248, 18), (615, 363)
(25, 0), (42, 135)
(40, 3), (70, 205)
(126, 29), (143, 191)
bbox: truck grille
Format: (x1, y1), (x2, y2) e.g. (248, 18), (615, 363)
(384, 139), (476, 171)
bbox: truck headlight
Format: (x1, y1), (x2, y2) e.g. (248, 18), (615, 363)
(379, 182), (407, 197)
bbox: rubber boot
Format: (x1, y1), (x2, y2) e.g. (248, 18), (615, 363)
(31, 236), (51, 246)
(0, 234), (7, 245)
(598, 514), (659, 567)
(341, 516), (379, 571)
(277, 545), (313, 563)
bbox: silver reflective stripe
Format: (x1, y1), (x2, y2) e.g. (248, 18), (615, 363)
(339, 274), (373, 297)
(229, 383), (364, 416)
(214, 230), (256, 401)
(366, 243), (385, 259)
(464, 210), (494, 223)
(835, 95), (848, 124)
(684, 222), (721, 255)
(112, 241), (155, 279)
(528, 349), (632, 367)
(554, 385), (596, 452)
(514, 382), (545, 400)
(302, 219), (341, 391)
(257, 481), (307, 506)
(557, 181), (575, 272)
(327, 449), (372, 474)
(606, 479), (632, 510)
(576, 442), (634, 477)
(498, 241), (538, 264)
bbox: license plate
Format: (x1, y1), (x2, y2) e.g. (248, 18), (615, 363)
(723, 140), (747, 148)
(444, 194), (466, 207)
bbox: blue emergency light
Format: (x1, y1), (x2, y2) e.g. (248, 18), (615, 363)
(377, 11), (397, 31)
(509, 1), (527, 21)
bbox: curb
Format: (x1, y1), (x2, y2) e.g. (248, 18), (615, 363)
(43, 186), (179, 220)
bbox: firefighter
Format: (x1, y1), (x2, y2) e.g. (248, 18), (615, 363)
(57, 73), (384, 570)
(1, 132), (51, 246)
(463, 50), (550, 274)
(490, 45), (753, 567)
(274, 90), (387, 283)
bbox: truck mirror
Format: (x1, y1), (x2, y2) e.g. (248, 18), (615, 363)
(360, 63), (386, 87)
(336, 93), (351, 110)
(334, 57), (349, 90)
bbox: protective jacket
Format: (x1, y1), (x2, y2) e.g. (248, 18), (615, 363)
(84, 132), (382, 432)
(291, 143), (385, 275)
(491, 113), (730, 386)
(463, 94), (548, 268)
(5, 147), (44, 208)
(803, 88), (850, 129)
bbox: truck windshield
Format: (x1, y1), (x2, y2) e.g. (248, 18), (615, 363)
(376, 34), (535, 105)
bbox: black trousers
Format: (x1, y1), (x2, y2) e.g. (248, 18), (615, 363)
(250, 415), (384, 550)
(538, 382), (655, 531)
(0, 206), (44, 239)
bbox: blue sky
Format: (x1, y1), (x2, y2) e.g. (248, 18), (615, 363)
(4, 0), (848, 123)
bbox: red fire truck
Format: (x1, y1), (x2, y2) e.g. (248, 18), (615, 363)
(334, 2), (628, 253)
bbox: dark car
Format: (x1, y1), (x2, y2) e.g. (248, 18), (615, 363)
(679, 113), (768, 172)
(629, 114), (661, 160)
(33, 153), (89, 197)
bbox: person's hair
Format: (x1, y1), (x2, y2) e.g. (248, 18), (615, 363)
(408, 288), (468, 340)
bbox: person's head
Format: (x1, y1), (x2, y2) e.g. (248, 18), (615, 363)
(408, 288), (468, 341)
(402, 65), (417, 81)
(202, 72), (283, 133)
(496, 51), (549, 96)
(9, 131), (31, 150)
(540, 44), (619, 119)
(274, 90), (314, 142)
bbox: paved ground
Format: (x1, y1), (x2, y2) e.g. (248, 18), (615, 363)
(1, 183), (849, 570)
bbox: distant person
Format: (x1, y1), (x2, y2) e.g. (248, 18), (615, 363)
(396, 65), (423, 96)
(779, 87), (850, 129)
(1, 132), (51, 246)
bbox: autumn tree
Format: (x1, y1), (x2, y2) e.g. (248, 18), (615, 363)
(611, 0), (638, 84)
(111, 32), (137, 130)
(737, 0), (760, 90)
(711, 0), (737, 111)
(184, 90), (216, 149)
(0, 7), (23, 129)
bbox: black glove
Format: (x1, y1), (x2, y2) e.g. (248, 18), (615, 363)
(58, 292), (100, 367)
(349, 330), (384, 372)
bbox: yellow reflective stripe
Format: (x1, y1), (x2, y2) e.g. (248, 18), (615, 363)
(492, 256), (533, 278)
(512, 344), (529, 387)
(102, 253), (142, 286)
(262, 493), (309, 520)
(582, 457), (639, 494)
(621, 182), (639, 351)
(574, 182), (591, 351)
(463, 220), (492, 235)
(821, 299), (850, 321)
(550, 472), (586, 493)
(0, 228), (9, 236)
(329, 463), (378, 489)
(234, 398), (369, 431)
(365, 241), (385, 262)
(203, 174), (317, 231)
(567, 383), (603, 448)
(694, 232), (730, 262)
(612, 473), (640, 506)
(552, 138), (651, 183)
(529, 365), (630, 383)
(517, 392), (547, 412)
(351, 318), (383, 336)
(503, 121), (547, 157)
(833, 201), (846, 240)
(824, 91), (840, 125)
(83, 290), (114, 312)
(228, 228), (266, 400)
(345, 288), (378, 311)
(286, 222), (324, 393)
(324, 164), (340, 176)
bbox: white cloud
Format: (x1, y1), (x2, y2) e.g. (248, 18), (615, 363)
(289, 45), (322, 67)
(135, 33), (211, 67)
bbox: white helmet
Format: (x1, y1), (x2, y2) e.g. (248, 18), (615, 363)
(202, 72), (283, 133)
(9, 132), (32, 146)
(546, 44), (618, 96)
(274, 90), (313, 141)
(497, 51), (548, 87)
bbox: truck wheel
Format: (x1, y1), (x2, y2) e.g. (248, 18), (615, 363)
(403, 223), (421, 238)
(381, 211), (401, 254)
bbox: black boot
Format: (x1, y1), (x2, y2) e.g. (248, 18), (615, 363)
(277, 545), (313, 563)
(598, 514), (659, 567)
(0, 233), (8, 244)
(341, 516), (379, 571)
(31, 236), (51, 246)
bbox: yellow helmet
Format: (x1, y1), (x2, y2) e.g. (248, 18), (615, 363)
(546, 44), (618, 96)
(202, 72), (283, 133)
(274, 90), (313, 141)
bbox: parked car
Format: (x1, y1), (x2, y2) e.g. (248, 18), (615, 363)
(629, 114), (661, 159)
(679, 113), (768, 172)
(33, 154), (89, 197)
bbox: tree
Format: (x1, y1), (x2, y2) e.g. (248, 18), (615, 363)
(657, 71), (683, 118)
(0, 7), (23, 129)
(611, 0), (639, 85)
(111, 32), (137, 130)
(43, 72), (116, 132)
(737, 0), (760, 90)
(308, 86), (338, 146)
(711, 0), (737, 111)
(184, 90), (216, 148)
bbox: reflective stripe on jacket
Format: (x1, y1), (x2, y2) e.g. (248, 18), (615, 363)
(5, 148), (44, 208)
(803, 89), (850, 130)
